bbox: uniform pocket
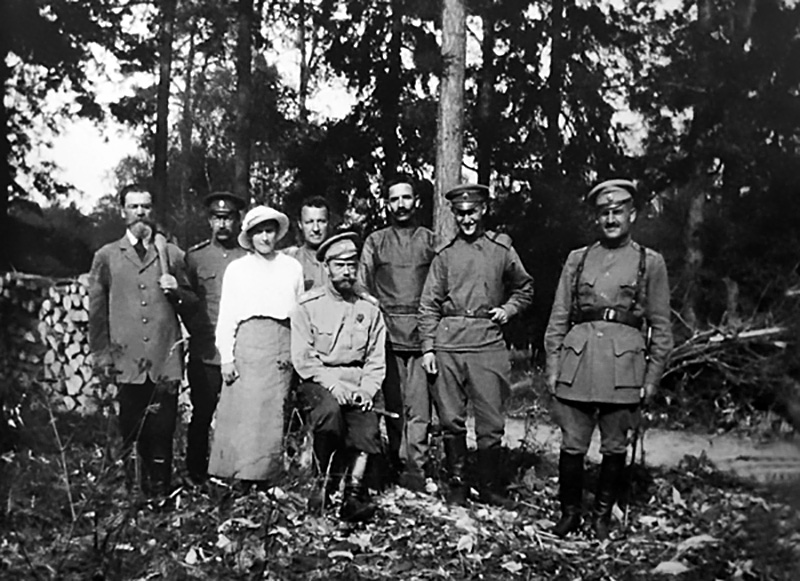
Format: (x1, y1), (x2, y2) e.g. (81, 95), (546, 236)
(613, 334), (646, 387)
(314, 326), (336, 355)
(197, 266), (217, 281)
(557, 332), (587, 385)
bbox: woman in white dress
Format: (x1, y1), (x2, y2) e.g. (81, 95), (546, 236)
(209, 206), (303, 483)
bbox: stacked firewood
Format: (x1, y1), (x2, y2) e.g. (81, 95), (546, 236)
(0, 272), (113, 414)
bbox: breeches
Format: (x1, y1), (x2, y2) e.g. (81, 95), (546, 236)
(552, 397), (640, 455)
(430, 350), (510, 449)
(298, 381), (381, 454)
(383, 349), (431, 470)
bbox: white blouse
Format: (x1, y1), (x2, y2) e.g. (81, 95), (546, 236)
(215, 252), (304, 364)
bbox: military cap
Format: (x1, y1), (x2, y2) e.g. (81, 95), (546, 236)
(238, 205), (290, 250)
(203, 191), (247, 216)
(316, 231), (361, 262)
(445, 184), (490, 209)
(585, 179), (637, 207)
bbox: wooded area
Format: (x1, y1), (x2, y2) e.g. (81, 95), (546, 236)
(2, 1), (800, 578)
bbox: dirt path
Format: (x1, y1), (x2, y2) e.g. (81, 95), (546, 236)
(468, 417), (800, 484)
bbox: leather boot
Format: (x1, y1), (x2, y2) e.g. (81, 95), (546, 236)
(308, 435), (341, 513)
(443, 435), (468, 505)
(148, 456), (172, 498)
(553, 452), (584, 537)
(592, 453), (626, 540)
(477, 446), (514, 508)
(340, 452), (376, 523)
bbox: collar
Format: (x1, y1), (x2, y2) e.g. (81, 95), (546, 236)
(126, 230), (142, 246)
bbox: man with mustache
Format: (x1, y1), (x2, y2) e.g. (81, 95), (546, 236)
(544, 179), (673, 540)
(419, 184), (533, 506)
(183, 191), (248, 484)
(358, 174), (436, 491)
(283, 196), (331, 291)
(89, 183), (196, 497)
(291, 231), (387, 522)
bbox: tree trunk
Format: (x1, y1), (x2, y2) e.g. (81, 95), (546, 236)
(0, 37), (10, 270)
(434, 0), (466, 241)
(476, 1), (495, 186)
(153, 0), (178, 222)
(234, 0), (253, 205)
(543, 0), (565, 177)
(297, 0), (309, 121)
(377, 0), (404, 181)
(178, 15), (197, 246)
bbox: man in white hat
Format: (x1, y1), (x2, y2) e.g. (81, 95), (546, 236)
(544, 179), (673, 540)
(291, 231), (387, 522)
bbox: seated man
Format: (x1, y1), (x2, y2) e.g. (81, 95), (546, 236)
(291, 231), (387, 522)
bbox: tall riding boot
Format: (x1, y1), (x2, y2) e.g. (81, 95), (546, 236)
(340, 452), (377, 523)
(443, 435), (468, 505)
(477, 446), (514, 508)
(592, 453), (626, 540)
(553, 452), (584, 537)
(308, 435), (341, 513)
(149, 455), (172, 498)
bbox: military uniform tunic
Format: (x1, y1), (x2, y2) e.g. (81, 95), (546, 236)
(419, 231), (533, 448)
(544, 240), (673, 404)
(283, 244), (328, 291)
(185, 239), (248, 365)
(291, 283), (387, 453)
(358, 224), (436, 473)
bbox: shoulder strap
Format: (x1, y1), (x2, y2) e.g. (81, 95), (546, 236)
(569, 245), (592, 326)
(631, 244), (647, 311)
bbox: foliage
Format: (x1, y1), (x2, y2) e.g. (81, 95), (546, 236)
(1, 391), (799, 580)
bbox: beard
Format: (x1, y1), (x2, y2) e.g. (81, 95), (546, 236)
(333, 277), (355, 296)
(130, 221), (153, 241)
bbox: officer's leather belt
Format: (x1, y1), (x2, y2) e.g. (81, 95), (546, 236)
(575, 307), (642, 329)
(443, 307), (493, 319)
(383, 304), (419, 315)
(337, 360), (365, 368)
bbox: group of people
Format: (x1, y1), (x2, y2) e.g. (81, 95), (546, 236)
(88, 175), (672, 537)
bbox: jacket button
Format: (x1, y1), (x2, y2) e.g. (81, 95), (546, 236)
(139, 283), (146, 289)
(142, 318), (148, 324)
(143, 337), (149, 342)
(141, 301), (147, 306)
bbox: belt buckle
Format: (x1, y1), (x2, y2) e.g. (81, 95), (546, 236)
(602, 308), (617, 322)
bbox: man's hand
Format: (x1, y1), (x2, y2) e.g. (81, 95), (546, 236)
(222, 362), (239, 385)
(159, 273), (178, 293)
(351, 390), (373, 412)
(640, 383), (656, 405)
(546, 373), (558, 396)
(330, 384), (350, 406)
(422, 352), (438, 375)
(488, 307), (509, 325)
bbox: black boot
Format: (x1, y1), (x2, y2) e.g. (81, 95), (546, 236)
(592, 453), (626, 540)
(148, 456), (173, 498)
(308, 435), (342, 513)
(553, 452), (584, 537)
(340, 452), (376, 523)
(443, 435), (468, 505)
(477, 446), (514, 508)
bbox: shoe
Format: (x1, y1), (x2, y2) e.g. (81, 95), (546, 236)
(552, 452), (584, 538)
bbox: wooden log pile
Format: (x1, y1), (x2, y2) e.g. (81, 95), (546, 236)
(1, 272), (114, 415)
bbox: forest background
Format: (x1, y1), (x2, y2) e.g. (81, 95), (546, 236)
(3, 0), (800, 421)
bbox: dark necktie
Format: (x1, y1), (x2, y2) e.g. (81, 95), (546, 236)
(134, 239), (146, 261)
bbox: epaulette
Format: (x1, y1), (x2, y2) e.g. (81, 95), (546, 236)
(356, 289), (381, 308)
(298, 286), (326, 304)
(188, 239), (211, 253)
(485, 230), (512, 249)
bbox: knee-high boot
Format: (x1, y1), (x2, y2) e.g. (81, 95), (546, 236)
(477, 446), (514, 508)
(443, 435), (468, 505)
(308, 434), (342, 513)
(592, 453), (626, 540)
(340, 452), (376, 522)
(553, 452), (584, 537)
